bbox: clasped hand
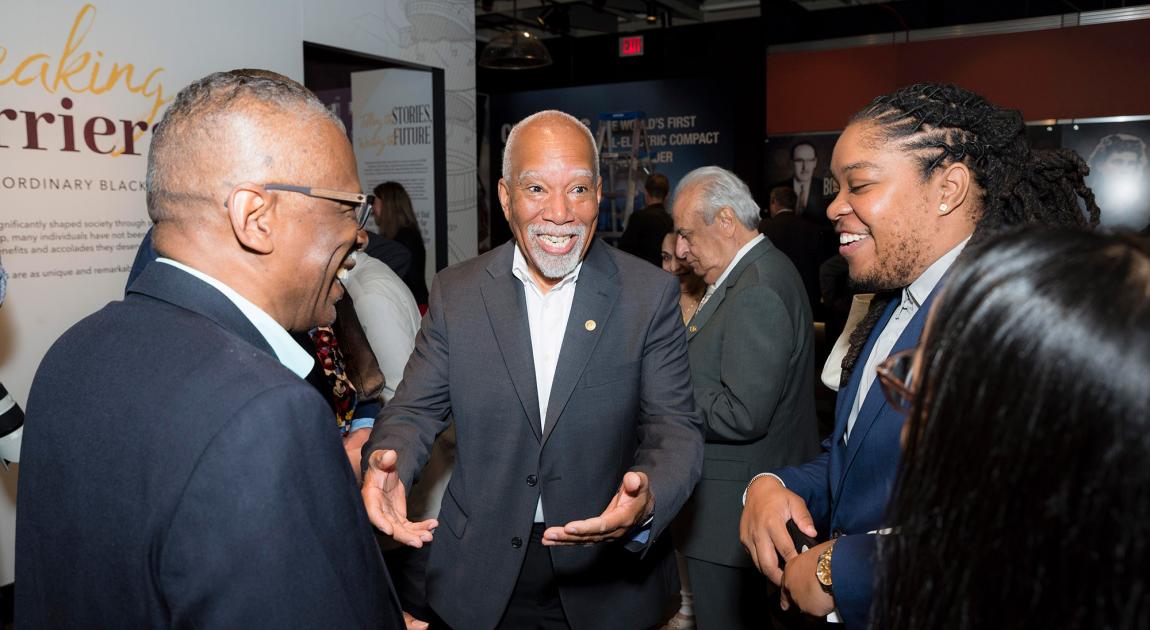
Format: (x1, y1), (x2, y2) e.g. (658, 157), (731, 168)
(739, 476), (836, 615)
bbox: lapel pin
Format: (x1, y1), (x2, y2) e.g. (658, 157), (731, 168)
(584, 319), (597, 332)
(688, 324), (698, 333)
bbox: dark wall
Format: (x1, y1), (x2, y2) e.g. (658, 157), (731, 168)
(766, 18), (1150, 135)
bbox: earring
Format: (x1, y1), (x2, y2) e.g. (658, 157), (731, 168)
(938, 203), (949, 214)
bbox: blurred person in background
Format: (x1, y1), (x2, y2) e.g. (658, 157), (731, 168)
(373, 181), (429, 307)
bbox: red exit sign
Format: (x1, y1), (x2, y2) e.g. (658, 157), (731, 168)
(619, 35), (644, 57)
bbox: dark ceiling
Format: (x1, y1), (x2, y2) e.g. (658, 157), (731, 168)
(476, 0), (1150, 45)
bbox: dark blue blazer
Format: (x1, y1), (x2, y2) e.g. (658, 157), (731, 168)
(775, 288), (940, 627)
(16, 262), (402, 629)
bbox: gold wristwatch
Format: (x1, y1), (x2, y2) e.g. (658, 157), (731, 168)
(815, 541), (835, 593)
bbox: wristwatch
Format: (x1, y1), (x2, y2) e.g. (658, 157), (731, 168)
(815, 541), (835, 593)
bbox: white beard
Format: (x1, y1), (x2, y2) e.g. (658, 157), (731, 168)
(524, 223), (587, 279)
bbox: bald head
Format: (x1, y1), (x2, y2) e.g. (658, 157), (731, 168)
(502, 110), (598, 184)
(145, 70), (344, 226)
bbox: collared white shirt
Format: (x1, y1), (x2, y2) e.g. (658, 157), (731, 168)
(698, 234), (764, 313)
(157, 258), (314, 379)
(510, 245), (582, 522)
(844, 237), (970, 442)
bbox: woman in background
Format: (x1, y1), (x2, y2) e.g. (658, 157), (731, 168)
(874, 227), (1150, 628)
(373, 181), (429, 307)
(658, 230), (706, 630)
(660, 231), (706, 325)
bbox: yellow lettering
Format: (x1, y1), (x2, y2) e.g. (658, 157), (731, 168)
(0, 3), (169, 129)
(57, 51), (91, 93)
(11, 53), (51, 87)
(54, 3), (96, 92)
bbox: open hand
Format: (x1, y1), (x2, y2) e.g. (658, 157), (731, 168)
(542, 471), (653, 546)
(361, 449), (438, 547)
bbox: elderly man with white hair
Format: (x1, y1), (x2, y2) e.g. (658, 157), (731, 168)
(670, 166), (819, 629)
(361, 110), (704, 630)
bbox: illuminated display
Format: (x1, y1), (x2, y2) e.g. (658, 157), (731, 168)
(619, 35), (644, 57)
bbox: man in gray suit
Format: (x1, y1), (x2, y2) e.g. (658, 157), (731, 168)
(670, 166), (818, 629)
(361, 110), (704, 630)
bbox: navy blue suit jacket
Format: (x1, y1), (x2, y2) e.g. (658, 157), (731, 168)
(774, 289), (940, 627)
(16, 262), (402, 629)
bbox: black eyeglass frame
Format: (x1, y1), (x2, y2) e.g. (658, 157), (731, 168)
(264, 183), (374, 229)
(875, 348), (918, 413)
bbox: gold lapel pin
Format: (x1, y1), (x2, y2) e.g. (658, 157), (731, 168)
(585, 319), (597, 331)
(688, 325), (698, 333)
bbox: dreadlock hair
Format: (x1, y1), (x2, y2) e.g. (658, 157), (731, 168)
(873, 227), (1150, 629)
(839, 83), (1101, 385)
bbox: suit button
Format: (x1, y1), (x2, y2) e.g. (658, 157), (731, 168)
(832, 529), (843, 539)
(511, 537), (523, 549)
(526, 474), (538, 487)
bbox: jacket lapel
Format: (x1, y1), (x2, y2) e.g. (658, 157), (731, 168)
(827, 298), (896, 504)
(481, 243), (543, 442)
(127, 261), (275, 357)
(836, 286), (945, 495)
(541, 240), (620, 447)
(687, 238), (770, 340)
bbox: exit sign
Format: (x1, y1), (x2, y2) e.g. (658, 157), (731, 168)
(619, 35), (644, 57)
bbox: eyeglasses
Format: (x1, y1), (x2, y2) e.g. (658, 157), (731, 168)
(264, 183), (374, 229)
(875, 348), (917, 413)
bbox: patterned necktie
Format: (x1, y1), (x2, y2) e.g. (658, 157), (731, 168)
(308, 326), (357, 436)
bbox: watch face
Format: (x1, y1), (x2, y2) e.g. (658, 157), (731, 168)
(817, 550), (833, 586)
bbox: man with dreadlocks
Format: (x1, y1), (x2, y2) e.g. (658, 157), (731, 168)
(739, 83), (1098, 627)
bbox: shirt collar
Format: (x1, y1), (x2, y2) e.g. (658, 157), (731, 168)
(904, 236), (971, 308)
(710, 234), (764, 291)
(511, 243), (582, 295)
(156, 258), (314, 378)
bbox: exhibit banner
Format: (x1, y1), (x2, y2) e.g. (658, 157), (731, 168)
(770, 119), (1150, 233)
(489, 78), (733, 236)
(351, 68), (438, 282)
(763, 134), (840, 227)
(0, 0), (301, 584)
(1065, 121), (1150, 231)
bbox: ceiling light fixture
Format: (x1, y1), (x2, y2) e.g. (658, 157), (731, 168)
(478, 0), (553, 70)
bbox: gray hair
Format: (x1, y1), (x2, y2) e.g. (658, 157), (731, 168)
(502, 110), (598, 183)
(146, 70), (342, 222)
(674, 166), (760, 230)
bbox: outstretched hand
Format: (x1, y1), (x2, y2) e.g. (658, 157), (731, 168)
(361, 449), (438, 548)
(739, 475), (817, 584)
(542, 471), (653, 546)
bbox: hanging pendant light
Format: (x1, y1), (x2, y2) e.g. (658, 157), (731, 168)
(479, 0), (553, 70)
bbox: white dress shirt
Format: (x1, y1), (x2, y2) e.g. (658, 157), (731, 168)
(511, 245), (582, 522)
(743, 237), (970, 504)
(844, 238), (969, 442)
(157, 258), (313, 379)
(340, 252), (422, 403)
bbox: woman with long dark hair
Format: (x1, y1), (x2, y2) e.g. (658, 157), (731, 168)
(373, 181), (429, 306)
(874, 227), (1150, 628)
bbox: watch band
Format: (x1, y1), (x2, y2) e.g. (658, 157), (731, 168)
(816, 541), (835, 593)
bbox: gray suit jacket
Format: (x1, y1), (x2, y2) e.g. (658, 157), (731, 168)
(672, 237), (819, 567)
(365, 239), (704, 630)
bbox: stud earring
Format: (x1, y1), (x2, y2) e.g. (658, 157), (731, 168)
(939, 203), (949, 214)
